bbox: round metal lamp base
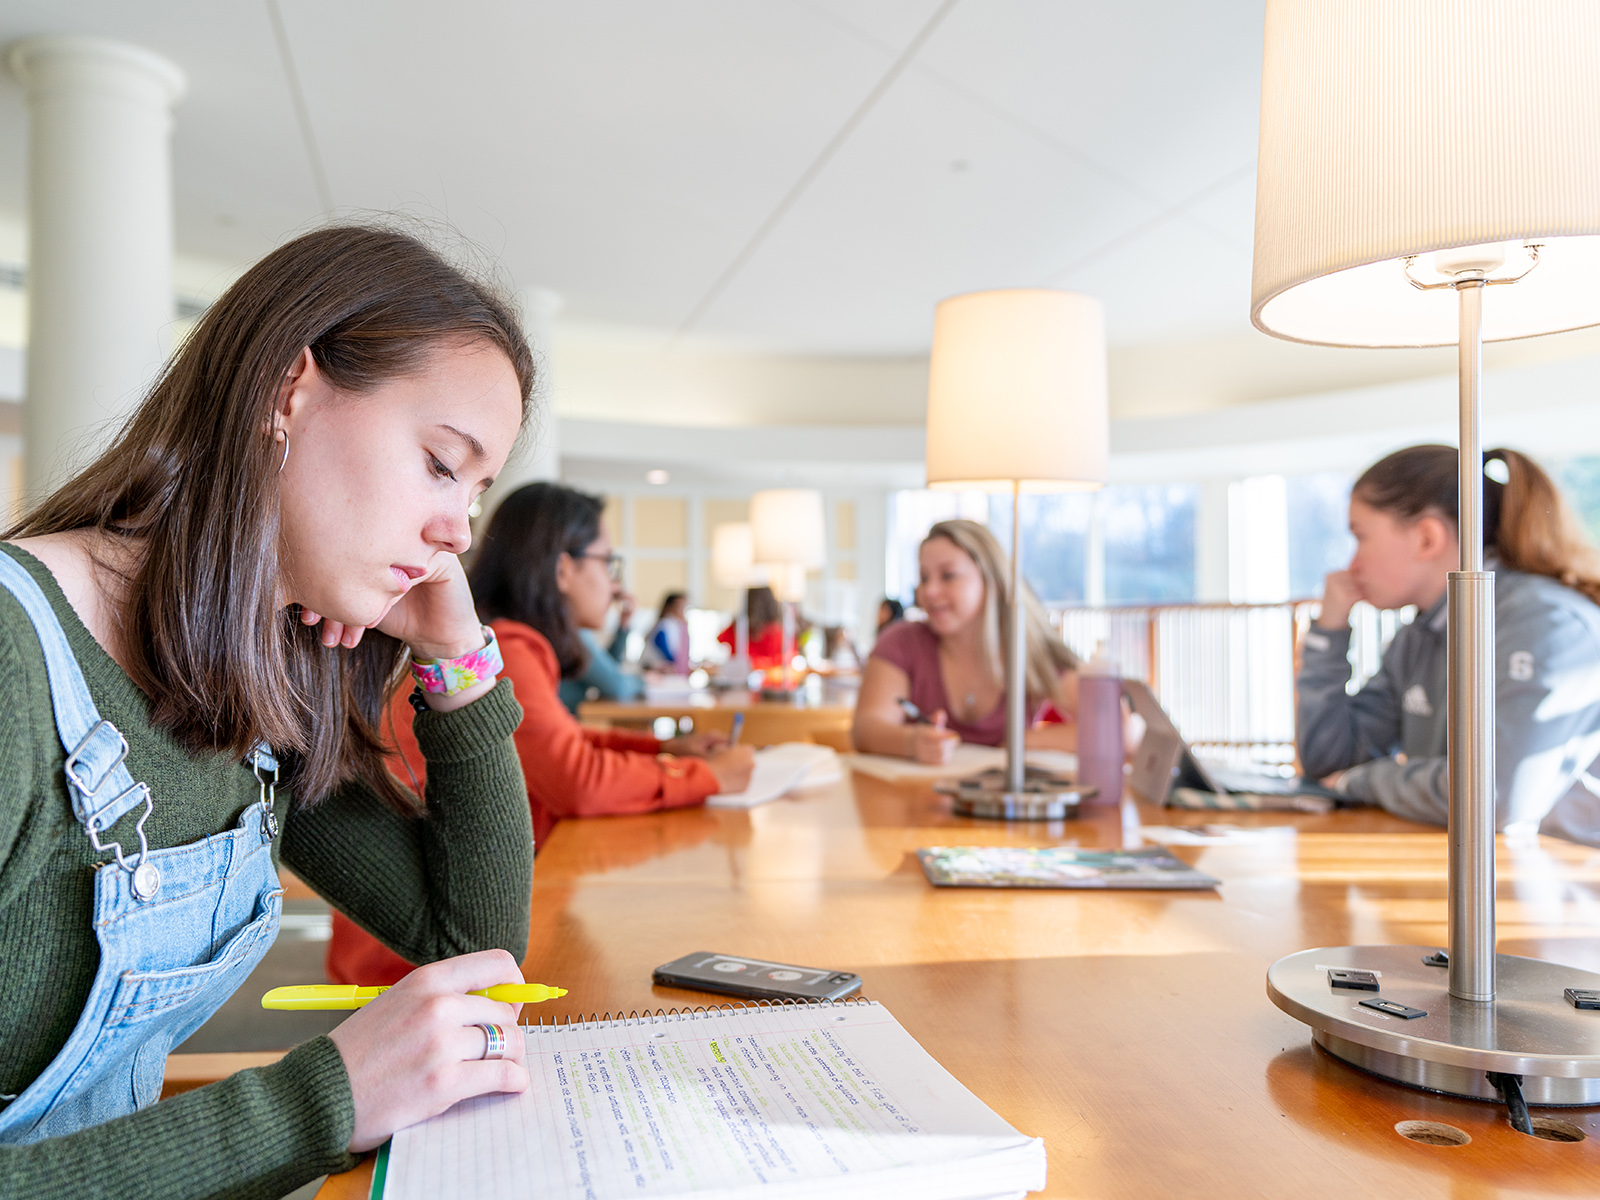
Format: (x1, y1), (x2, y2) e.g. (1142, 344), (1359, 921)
(1267, 945), (1600, 1105)
(935, 769), (1091, 820)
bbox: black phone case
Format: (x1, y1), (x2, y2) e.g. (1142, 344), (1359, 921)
(653, 951), (862, 1002)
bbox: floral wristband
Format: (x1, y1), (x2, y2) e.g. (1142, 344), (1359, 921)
(410, 626), (503, 695)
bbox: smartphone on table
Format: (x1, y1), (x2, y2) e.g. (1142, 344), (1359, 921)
(653, 951), (862, 1002)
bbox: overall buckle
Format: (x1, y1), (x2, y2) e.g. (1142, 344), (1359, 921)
(66, 720), (159, 901)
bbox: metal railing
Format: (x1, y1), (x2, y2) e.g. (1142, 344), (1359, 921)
(1049, 600), (1411, 768)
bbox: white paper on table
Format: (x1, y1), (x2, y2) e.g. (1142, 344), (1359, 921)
(706, 743), (838, 808)
(642, 675), (702, 700)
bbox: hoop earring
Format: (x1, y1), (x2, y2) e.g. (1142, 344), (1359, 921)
(275, 429), (290, 473)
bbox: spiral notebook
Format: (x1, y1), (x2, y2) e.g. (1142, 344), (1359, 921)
(375, 999), (1046, 1200)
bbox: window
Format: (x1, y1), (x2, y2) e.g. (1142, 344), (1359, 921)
(884, 489), (988, 604)
(1560, 456), (1600, 545)
(985, 493), (1092, 604)
(1285, 471), (1354, 599)
(1101, 483), (1196, 603)
(886, 484), (1197, 608)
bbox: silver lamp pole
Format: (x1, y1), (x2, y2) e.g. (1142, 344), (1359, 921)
(1448, 275), (1496, 1004)
(940, 480), (1083, 819)
(1005, 480), (1028, 796)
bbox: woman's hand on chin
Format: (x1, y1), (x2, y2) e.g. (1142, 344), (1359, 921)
(297, 556), (494, 710)
(298, 606), (371, 649)
(374, 553), (485, 661)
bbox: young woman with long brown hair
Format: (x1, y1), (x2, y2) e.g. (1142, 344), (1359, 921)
(326, 481), (756, 988)
(852, 518), (1079, 763)
(1300, 445), (1600, 844)
(0, 226), (540, 1196)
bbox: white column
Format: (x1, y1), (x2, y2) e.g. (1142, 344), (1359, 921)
(856, 489), (889, 650)
(1194, 479), (1232, 602)
(9, 37), (186, 502)
(1084, 491), (1107, 606)
(477, 286), (563, 527)
(1228, 474), (1291, 604)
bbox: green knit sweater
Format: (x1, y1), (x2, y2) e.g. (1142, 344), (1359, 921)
(0, 545), (534, 1199)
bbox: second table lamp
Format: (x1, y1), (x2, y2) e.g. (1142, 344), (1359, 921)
(924, 288), (1109, 817)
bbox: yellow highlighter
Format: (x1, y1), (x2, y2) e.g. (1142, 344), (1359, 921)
(262, 983), (567, 1010)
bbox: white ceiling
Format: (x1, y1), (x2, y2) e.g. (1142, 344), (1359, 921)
(0, 0), (1267, 355)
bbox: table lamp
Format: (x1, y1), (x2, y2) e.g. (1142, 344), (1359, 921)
(924, 288), (1108, 818)
(750, 488), (826, 698)
(711, 521), (766, 684)
(1253, 0), (1600, 1113)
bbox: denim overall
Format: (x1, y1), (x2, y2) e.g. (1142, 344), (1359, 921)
(0, 553), (283, 1143)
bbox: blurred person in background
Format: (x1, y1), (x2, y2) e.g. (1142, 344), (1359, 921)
(559, 585), (644, 713)
(718, 584), (787, 669)
(641, 590), (691, 673)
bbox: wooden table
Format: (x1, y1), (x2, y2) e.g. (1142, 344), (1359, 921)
(578, 677), (857, 747)
(320, 773), (1600, 1197)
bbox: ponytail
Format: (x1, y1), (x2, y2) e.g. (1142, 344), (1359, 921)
(1353, 444), (1600, 607)
(1492, 449), (1600, 607)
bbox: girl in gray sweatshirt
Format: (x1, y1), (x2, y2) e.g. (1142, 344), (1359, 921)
(1298, 445), (1600, 846)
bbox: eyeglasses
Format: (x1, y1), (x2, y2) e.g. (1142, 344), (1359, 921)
(576, 551), (625, 582)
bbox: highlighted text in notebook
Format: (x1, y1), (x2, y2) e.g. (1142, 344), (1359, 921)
(261, 983), (567, 1010)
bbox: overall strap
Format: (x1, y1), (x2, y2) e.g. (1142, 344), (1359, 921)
(0, 552), (153, 840)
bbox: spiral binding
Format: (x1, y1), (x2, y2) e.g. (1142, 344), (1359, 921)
(522, 994), (876, 1032)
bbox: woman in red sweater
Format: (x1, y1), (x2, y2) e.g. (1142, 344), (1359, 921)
(716, 584), (788, 668)
(328, 482), (754, 984)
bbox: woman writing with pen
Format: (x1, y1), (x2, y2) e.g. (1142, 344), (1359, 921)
(852, 519), (1080, 764)
(0, 226), (542, 1198)
(326, 482), (754, 987)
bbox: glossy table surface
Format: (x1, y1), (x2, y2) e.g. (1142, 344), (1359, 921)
(579, 672), (858, 711)
(578, 678), (857, 746)
(320, 773), (1600, 1198)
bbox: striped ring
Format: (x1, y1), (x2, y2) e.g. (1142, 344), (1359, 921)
(477, 1022), (508, 1061)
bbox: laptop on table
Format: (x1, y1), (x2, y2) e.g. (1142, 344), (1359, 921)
(1123, 679), (1343, 813)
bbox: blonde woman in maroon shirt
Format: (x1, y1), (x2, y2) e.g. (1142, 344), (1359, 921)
(852, 519), (1079, 764)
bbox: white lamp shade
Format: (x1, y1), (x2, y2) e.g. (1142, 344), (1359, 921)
(1252, 0), (1600, 348)
(711, 522), (768, 588)
(750, 489), (826, 570)
(925, 289), (1108, 492)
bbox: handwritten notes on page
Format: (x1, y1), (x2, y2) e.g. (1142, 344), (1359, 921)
(384, 1001), (1045, 1200)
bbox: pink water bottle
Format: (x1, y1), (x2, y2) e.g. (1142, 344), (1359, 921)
(1077, 643), (1125, 806)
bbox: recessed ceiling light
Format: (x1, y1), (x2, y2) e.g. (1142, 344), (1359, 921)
(646, 469), (670, 485)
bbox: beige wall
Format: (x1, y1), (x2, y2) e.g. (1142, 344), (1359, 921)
(631, 558), (688, 610)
